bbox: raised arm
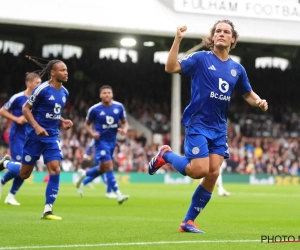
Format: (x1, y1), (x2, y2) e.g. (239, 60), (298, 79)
(243, 90), (268, 111)
(165, 26), (187, 74)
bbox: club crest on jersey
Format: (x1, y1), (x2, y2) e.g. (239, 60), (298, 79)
(100, 150), (106, 156)
(231, 69), (237, 77)
(192, 147), (200, 155)
(62, 96), (66, 103)
(113, 108), (119, 114)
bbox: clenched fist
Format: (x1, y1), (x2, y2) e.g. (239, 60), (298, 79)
(256, 99), (268, 112)
(176, 26), (187, 39)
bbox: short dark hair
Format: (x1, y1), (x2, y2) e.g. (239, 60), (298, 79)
(99, 85), (113, 93)
(202, 19), (239, 50)
(25, 72), (41, 82)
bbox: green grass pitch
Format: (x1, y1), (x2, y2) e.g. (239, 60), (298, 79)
(0, 182), (300, 249)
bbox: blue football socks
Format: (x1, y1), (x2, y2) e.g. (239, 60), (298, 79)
(10, 177), (24, 195)
(105, 170), (118, 192)
(102, 174), (112, 193)
(2, 162), (24, 196)
(101, 174), (107, 185)
(163, 152), (190, 175)
(1, 171), (15, 184)
(183, 185), (212, 222)
(83, 167), (112, 192)
(83, 176), (95, 186)
(5, 161), (21, 177)
(86, 165), (102, 178)
(45, 174), (60, 205)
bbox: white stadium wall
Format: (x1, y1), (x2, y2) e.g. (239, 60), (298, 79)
(0, 0), (300, 45)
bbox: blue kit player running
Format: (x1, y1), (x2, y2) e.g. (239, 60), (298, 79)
(148, 20), (268, 233)
(77, 138), (116, 198)
(76, 85), (129, 205)
(0, 73), (41, 205)
(0, 56), (73, 220)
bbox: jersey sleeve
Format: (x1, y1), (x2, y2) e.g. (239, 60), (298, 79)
(3, 95), (18, 111)
(27, 85), (44, 106)
(120, 104), (127, 120)
(234, 65), (252, 95)
(178, 52), (202, 77)
(86, 106), (95, 123)
(64, 88), (69, 99)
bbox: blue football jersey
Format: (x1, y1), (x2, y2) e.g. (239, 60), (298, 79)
(86, 101), (126, 144)
(26, 81), (69, 137)
(3, 91), (28, 141)
(179, 51), (252, 132)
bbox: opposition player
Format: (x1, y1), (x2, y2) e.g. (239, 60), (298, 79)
(0, 73), (41, 205)
(148, 20), (268, 233)
(0, 56), (73, 220)
(77, 138), (116, 198)
(76, 85), (129, 204)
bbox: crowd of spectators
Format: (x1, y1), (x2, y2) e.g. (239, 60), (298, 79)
(225, 123), (300, 176)
(1, 51), (300, 175)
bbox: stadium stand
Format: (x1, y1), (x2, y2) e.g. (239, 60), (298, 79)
(1, 29), (300, 175)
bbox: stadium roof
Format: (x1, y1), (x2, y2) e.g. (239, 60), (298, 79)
(1, 0), (300, 46)
(0, 23), (299, 65)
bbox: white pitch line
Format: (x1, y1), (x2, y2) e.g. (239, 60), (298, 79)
(0, 240), (260, 250)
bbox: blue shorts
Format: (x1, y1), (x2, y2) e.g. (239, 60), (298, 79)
(9, 137), (24, 162)
(184, 126), (229, 159)
(22, 136), (62, 165)
(94, 145), (114, 164)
